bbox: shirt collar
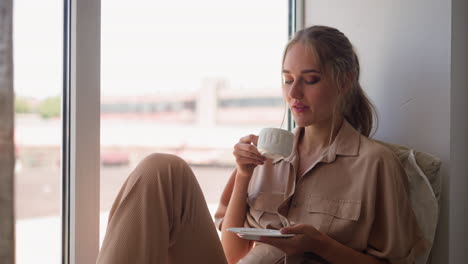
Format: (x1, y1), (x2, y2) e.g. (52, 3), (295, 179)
(272, 119), (361, 165)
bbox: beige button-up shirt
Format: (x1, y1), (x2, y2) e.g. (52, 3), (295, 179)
(215, 120), (428, 264)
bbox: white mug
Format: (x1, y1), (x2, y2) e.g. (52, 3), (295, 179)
(257, 128), (294, 160)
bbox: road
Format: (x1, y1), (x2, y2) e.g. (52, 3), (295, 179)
(15, 163), (233, 219)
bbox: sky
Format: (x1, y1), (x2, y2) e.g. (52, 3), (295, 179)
(13, 0), (288, 99)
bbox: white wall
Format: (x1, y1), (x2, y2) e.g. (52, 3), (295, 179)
(303, 0), (467, 262)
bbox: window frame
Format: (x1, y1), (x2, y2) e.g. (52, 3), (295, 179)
(62, 1), (301, 263)
(62, 0), (101, 263)
(288, 0), (304, 131)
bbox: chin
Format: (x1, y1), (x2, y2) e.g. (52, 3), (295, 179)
(291, 112), (317, 127)
(293, 115), (327, 127)
(294, 117), (336, 129)
(293, 119), (313, 128)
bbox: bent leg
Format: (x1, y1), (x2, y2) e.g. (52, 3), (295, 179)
(96, 153), (227, 264)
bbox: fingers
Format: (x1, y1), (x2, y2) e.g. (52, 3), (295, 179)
(233, 135), (266, 166)
(233, 134), (266, 176)
(260, 226), (321, 255)
(235, 150), (265, 165)
(280, 224), (306, 234)
(234, 140), (263, 156)
(239, 134), (259, 146)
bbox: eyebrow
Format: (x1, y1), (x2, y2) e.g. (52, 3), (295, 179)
(282, 69), (321, 74)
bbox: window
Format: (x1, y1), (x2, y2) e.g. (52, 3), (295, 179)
(14, 1), (63, 263)
(99, 0), (289, 245)
(9, 1), (298, 262)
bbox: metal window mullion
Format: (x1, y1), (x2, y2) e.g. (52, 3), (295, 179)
(62, 0), (101, 263)
(287, 0), (304, 131)
(62, 0), (72, 262)
(295, 0), (305, 32)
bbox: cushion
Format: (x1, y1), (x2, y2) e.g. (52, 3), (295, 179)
(377, 141), (441, 264)
(376, 141), (442, 203)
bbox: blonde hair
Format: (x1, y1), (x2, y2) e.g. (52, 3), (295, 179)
(282, 25), (378, 137)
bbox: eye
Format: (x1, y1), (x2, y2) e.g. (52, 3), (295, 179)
(304, 77), (320, 85)
(283, 76), (294, 85)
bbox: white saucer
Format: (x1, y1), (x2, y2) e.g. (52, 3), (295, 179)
(227, 228), (295, 241)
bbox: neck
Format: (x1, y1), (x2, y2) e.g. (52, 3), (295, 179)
(299, 118), (343, 156)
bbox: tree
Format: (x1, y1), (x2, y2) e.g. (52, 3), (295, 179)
(37, 96), (61, 119)
(14, 96), (32, 113)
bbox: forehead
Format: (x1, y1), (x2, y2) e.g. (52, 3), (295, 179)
(283, 43), (320, 72)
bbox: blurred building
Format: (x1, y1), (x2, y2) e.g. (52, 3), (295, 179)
(100, 79), (284, 126)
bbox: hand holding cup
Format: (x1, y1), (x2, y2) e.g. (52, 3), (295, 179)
(233, 128), (294, 178)
(233, 134), (267, 177)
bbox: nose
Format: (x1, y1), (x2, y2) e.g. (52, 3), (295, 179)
(288, 80), (303, 99)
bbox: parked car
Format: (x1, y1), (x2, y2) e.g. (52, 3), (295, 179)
(101, 151), (130, 166)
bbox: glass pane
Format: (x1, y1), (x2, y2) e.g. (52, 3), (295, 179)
(13, 1), (62, 264)
(100, 0), (288, 245)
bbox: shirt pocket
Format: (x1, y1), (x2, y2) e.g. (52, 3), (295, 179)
(248, 192), (284, 226)
(307, 195), (361, 244)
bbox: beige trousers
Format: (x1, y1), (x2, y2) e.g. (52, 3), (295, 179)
(96, 153), (228, 264)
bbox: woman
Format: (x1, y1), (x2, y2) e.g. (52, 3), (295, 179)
(97, 26), (428, 264)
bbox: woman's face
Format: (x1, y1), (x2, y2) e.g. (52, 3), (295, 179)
(282, 43), (339, 128)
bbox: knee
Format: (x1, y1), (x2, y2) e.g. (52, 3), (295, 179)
(139, 153), (189, 171)
(136, 153), (193, 183)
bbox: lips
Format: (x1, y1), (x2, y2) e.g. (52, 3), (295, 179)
(292, 102), (309, 113)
